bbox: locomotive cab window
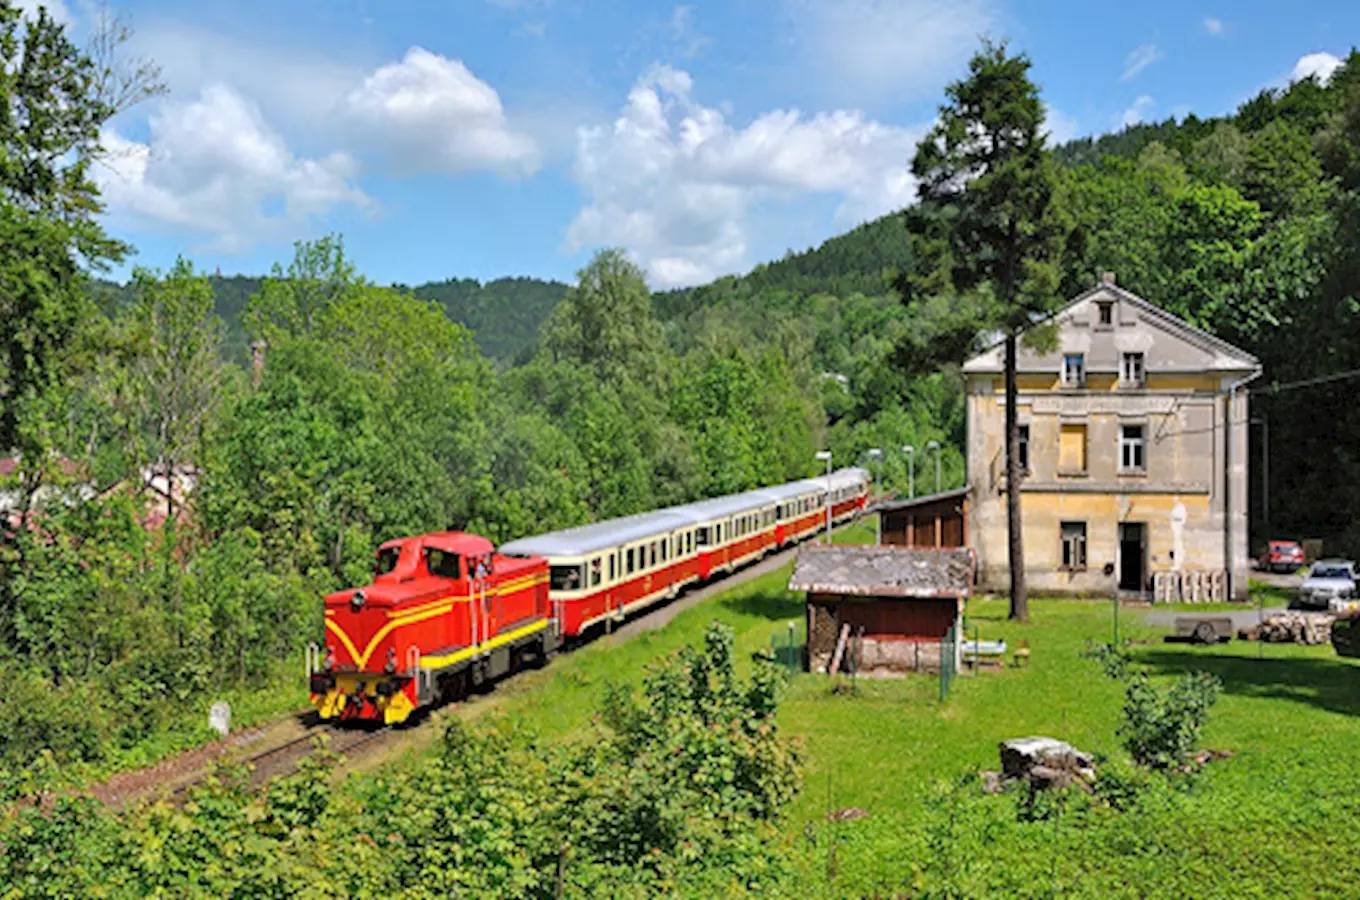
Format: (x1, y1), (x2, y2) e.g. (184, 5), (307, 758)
(590, 558), (602, 587)
(550, 565), (584, 591)
(425, 549), (461, 579)
(375, 546), (401, 576)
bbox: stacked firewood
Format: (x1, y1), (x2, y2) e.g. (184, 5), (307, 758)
(1238, 612), (1333, 645)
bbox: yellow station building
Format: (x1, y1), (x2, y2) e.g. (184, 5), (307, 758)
(963, 274), (1259, 601)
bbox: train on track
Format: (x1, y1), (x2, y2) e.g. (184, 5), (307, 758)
(308, 467), (870, 724)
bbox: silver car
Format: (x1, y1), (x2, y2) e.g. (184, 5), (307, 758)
(1294, 559), (1358, 611)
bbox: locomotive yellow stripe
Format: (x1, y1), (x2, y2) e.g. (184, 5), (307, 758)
(419, 618), (549, 670)
(322, 572), (549, 667)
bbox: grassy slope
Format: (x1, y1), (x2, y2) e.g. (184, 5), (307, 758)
(470, 517), (1360, 898)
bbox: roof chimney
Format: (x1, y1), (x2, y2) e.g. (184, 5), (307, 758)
(1100, 271), (1116, 286)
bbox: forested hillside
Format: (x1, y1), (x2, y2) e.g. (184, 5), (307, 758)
(406, 276), (569, 362)
(92, 273), (567, 364)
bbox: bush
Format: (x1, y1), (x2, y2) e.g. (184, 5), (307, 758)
(1080, 640), (1133, 680)
(1118, 672), (1222, 769)
(0, 621), (805, 896)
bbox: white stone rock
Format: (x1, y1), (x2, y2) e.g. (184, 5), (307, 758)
(209, 701), (231, 737)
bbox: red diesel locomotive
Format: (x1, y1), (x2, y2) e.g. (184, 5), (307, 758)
(309, 468), (868, 724)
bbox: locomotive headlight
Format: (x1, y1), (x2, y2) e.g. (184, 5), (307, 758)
(351, 589), (367, 611)
(384, 647), (397, 674)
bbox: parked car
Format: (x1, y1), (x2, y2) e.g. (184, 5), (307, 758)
(1292, 559), (1358, 611)
(1259, 540), (1305, 573)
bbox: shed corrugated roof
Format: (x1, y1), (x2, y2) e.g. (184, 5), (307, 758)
(788, 544), (974, 598)
(871, 487), (969, 514)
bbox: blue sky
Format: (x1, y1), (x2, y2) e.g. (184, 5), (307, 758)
(28, 0), (1357, 288)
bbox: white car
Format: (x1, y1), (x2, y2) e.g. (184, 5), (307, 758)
(1293, 560), (1358, 611)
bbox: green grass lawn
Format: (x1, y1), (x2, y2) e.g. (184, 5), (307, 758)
(474, 531), (1360, 898)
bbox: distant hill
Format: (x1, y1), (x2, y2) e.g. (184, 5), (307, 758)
(653, 214), (913, 319)
(405, 276), (570, 362)
(91, 274), (570, 364)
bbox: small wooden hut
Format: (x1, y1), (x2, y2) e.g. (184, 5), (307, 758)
(790, 544), (974, 675)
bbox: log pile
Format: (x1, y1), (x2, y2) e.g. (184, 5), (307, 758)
(1237, 612), (1333, 645)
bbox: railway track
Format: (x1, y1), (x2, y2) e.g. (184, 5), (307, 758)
(168, 719), (395, 803)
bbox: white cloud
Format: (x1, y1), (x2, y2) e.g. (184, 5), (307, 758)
(1121, 95), (1156, 128)
(95, 85), (370, 251)
(341, 47), (539, 176)
(1292, 52), (1342, 85)
(1203, 17), (1224, 37)
(791, 0), (995, 101)
(1121, 43), (1162, 82)
(567, 64), (918, 288)
(1043, 105), (1080, 146)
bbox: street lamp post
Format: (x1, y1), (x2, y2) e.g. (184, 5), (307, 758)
(815, 451), (832, 544)
(903, 445), (915, 499)
(867, 448), (883, 544)
(926, 441), (942, 493)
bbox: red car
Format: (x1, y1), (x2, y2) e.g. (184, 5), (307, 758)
(1259, 540), (1304, 574)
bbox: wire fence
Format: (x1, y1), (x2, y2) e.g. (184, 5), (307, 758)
(770, 622), (802, 672)
(939, 620), (957, 702)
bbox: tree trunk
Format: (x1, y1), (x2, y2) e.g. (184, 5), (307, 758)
(1005, 333), (1028, 621)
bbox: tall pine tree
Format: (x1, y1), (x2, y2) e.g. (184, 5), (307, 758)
(902, 41), (1073, 621)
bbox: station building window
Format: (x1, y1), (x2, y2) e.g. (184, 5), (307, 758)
(1061, 522), (1087, 570)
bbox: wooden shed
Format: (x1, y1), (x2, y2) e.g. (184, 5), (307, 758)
(790, 544), (974, 675)
(876, 488), (969, 549)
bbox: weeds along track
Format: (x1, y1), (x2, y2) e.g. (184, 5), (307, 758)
(168, 718), (397, 803)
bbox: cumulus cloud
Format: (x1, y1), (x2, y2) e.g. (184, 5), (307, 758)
(1203, 17), (1224, 37)
(791, 0), (995, 101)
(1292, 52), (1342, 85)
(95, 85), (370, 251)
(1121, 43), (1162, 82)
(341, 47), (539, 176)
(1121, 95), (1156, 128)
(567, 64), (918, 288)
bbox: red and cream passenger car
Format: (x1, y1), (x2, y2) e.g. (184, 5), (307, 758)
(499, 467), (870, 639)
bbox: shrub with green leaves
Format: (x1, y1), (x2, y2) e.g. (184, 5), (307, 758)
(0, 622), (803, 897)
(1118, 671), (1222, 770)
